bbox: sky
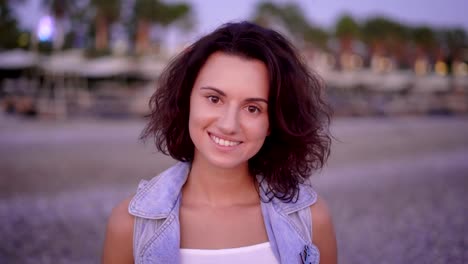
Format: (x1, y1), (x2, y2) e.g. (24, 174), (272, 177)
(189, 0), (468, 33)
(14, 0), (468, 43)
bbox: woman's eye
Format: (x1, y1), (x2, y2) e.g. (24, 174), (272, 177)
(247, 105), (260, 114)
(207, 96), (220, 104)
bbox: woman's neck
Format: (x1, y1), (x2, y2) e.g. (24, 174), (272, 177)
(182, 158), (259, 208)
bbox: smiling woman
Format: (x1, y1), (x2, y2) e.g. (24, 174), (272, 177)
(102, 21), (336, 264)
(189, 52), (270, 170)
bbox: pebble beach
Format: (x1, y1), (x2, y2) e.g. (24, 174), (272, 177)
(0, 116), (467, 263)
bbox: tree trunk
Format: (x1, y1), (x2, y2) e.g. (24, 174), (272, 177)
(340, 36), (352, 54)
(371, 40), (385, 56)
(95, 15), (108, 50)
(392, 41), (408, 68)
(53, 16), (65, 50)
(136, 19), (151, 54)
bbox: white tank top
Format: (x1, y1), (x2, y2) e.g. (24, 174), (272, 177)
(180, 242), (279, 264)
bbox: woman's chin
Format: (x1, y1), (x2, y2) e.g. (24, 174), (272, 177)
(203, 156), (247, 170)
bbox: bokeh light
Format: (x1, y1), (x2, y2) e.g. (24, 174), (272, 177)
(37, 15), (54, 42)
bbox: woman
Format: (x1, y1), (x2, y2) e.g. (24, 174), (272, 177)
(102, 21), (337, 264)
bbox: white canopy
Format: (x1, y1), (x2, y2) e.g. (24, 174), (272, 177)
(0, 50), (38, 69)
(79, 56), (135, 78)
(39, 50), (85, 75)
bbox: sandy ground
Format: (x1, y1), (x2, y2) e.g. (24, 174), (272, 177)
(0, 115), (467, 263)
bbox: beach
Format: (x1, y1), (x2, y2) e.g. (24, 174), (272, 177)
(1, 116), (467, 263)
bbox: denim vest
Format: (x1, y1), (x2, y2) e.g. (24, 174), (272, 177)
(128, 162), (320, 264)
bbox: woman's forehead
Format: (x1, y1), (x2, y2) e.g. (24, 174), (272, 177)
(193, 52), (269, 98)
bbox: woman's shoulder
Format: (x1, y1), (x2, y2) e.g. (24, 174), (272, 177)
(107, 196), (135, 234)
(102, 196), (135, 263)
(310, 195), (333, 236)
(310, 195), (337, 264)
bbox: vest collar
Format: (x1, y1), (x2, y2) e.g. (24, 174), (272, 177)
(257, 175), (317, 214)
(129, 162), (190, 219)
(129, 162), (317, 219)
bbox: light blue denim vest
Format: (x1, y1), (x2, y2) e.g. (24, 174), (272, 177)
(128, 162), (320, 263)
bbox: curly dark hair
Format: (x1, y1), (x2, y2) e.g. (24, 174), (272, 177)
(141, 21), (332, 202)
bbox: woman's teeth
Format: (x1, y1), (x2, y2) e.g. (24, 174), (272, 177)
(210, 135), (241, 147)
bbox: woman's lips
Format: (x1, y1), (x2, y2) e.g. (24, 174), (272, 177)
(209, 133), (242, 147)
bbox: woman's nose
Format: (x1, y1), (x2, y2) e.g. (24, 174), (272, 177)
(217, 105), (240, 135)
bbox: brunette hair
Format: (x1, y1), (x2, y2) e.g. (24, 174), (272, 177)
(141, 21), (331, 202)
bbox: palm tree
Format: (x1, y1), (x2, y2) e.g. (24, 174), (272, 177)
(409, 26), (436, 75)
(0, 0), (21, 49)
(411, 26), (436, 58)
(334, 14), (360, 54)
(133, 0), (192, 54)
(387, 22), (410, 68)
(304, 26), (329, 50)
(252, 2), (281, 27)
(252, 2), (305, 36)
(90, 0), (121, 51)
(252, 1), (326, 48)
(361, 17), (410, 68)
(41, 0), (76, 50)
(436, 28), (467, 80)
(361, 17), (393, 56)
(439, 28), (467, 61)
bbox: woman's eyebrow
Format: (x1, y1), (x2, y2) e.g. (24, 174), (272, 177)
(245, 98), (268, 104)
(200, 86), (225, 96)
(200, 86), (268, 104)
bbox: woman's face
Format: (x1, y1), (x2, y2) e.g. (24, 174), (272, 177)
(189, 52), (270, 170)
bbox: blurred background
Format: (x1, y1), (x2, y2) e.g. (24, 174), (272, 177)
(0, 0), (467, 263)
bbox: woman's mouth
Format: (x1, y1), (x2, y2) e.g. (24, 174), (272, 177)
(209, 133), (242, 147)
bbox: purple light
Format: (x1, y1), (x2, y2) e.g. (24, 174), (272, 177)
(37, 15), (54, 42)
